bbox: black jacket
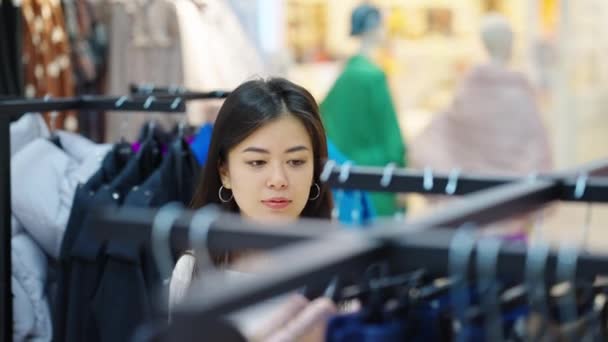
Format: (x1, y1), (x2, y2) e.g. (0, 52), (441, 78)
(64, 140), (159, 342)
(91, 140), (200, 341)
(53, 145), (131, 342)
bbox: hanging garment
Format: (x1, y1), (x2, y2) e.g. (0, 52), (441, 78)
(12, 233), (52, 342)
(65, 138), (162, 342)
(326, 312), (406, 341)
(63, 0), (109, 141)
(173, 0), (266, 125)
(0, 0), (23, 95)
(104, 0), (184, 142)
(21, 0), (76, 128)
(64, 186), (121, 342)
(190, 122), (214, 165)
(53, 144), (132, 342)
(10, 113), (49, 157)
(88, 140), (200, 342)
(321, 54), (407, 216)
(9, 112), (51, 239)
(10, 134), (110, 259)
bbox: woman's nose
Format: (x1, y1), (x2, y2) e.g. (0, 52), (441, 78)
(266, 164), (288, 189)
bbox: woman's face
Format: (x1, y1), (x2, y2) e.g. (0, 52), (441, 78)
(219, 115), (315, 223)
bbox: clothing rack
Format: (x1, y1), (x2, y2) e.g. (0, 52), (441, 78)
(86, 160), (608, 341)
(171, 163), (608, 341)
(320, 164), (608, 203)
(89, 159), (608, 254)
(0, 94), (194, 342)
(129, 83), (231, 100)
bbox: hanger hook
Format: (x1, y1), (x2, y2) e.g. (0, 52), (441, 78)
(449, 223), (477, 341)
(151, 203), (185, 280)
(115, 95), (128, 108)
(476, 236), (504, 341)
(339, 161), (353, 183)
(320, 160), (337, 183)
(556, 241), (580, 340)
(170, 97), (182, 110)
(574, 172), (588, 200)
(189, 205), (222, 271)
(525, 240), (550, 340)
(380, 163), (396, 188)
(423, 167), (434, 191)
(143, 96), (156, 109)
(445, 168), (461, 195)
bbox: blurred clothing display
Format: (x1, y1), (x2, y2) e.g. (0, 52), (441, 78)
(103, 0), (266, 142)
(63, 0), (109, 141)
(411, 64), (552, 175)
(321, 54), (407, 217)
(411, 62), (553, 236)
(22, 0), (76, 129)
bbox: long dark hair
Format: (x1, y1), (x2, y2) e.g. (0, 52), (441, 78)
(190, 77), (333, 219)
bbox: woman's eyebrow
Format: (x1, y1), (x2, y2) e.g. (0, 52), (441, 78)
(285, 146), (309, 153)
(241, 146), (310, 154)
(242, 147), (270, 154)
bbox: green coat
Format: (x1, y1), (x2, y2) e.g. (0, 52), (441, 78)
(321, 55), (407, 216)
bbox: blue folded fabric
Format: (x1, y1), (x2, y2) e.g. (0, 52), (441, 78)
(327, 140), (375, 226)
(326, 312), (405, 342)
(190, 123), (214, 165)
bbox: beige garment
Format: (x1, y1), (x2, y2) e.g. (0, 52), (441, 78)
(411, 63), (552, 176)
(173, 0), (267, 125)
(104, 0), (185, 142)
(411, 63), (553, 233)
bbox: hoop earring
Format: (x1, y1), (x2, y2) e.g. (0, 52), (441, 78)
(218, 185), (233, 203)
(309, 183), (321, 201)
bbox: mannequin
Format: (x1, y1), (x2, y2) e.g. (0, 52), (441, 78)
(321, 4), (407, 217)
(355, 6), (384, 58)
(480, 13), (513, 65)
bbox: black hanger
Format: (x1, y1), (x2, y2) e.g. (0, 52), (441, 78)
(137, 121), (163, 176)
(335, 266), (427, 323)
(169, 118), (201, 202)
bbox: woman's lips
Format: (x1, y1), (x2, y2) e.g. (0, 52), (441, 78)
(261, 198), (292, 210)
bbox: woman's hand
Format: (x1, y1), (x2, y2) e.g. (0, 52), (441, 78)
(246, 294), (337, 342)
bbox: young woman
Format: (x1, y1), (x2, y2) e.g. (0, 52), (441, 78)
(191, 77), (333, 223)
(170, 77), (337, 340)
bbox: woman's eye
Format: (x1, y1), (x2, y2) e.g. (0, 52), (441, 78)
(246, 160), (266, 167)
(288, 159), (306, 167)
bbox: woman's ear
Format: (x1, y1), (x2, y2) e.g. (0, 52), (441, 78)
(218, 161), (231, 189)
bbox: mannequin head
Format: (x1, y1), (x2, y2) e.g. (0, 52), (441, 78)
(480, 13), (513, 64)
(351, 4), (384, 54)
